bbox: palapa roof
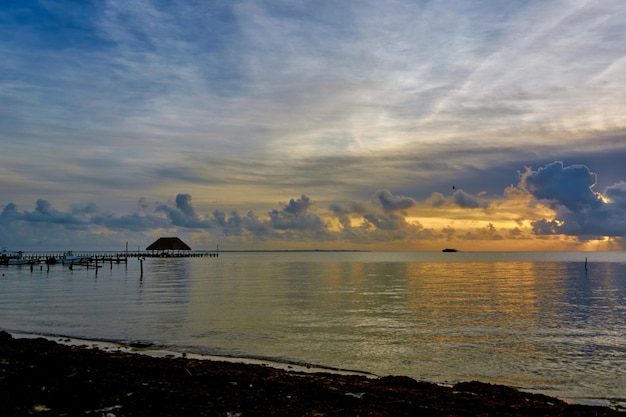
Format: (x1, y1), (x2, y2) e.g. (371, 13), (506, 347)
(145, 237), (191, 251)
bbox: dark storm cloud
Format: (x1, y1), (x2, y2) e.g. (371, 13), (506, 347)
(521, 161), (602, 211)
(520, 161), (626, 238)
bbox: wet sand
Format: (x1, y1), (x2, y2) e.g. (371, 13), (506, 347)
(0, 331), (620, 416)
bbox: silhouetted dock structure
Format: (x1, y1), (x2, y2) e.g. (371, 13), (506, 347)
(1, 237), (219, 268)
(1, 250), (215, 265)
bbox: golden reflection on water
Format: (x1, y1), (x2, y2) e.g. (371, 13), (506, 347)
(185, 258), (566, 359)
(405, 262), (542, 317)
(402, 262), (551, 360)
(178, 254), (626, 400)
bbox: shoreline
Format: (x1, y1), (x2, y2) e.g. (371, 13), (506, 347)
(9, 331), (378, 378)
(8, 330), (626, 409)
(1, 331), (622, 416)
(9, 331), (622, 408)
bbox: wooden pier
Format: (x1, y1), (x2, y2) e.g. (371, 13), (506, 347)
(0, 250), (218, 267)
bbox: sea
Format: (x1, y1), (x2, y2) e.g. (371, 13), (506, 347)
(1, 251), (625, 406)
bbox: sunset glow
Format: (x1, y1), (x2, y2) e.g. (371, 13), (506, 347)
(1, 1), (626, 251)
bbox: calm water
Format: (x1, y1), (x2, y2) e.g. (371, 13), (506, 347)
(1, 251), (625, 404)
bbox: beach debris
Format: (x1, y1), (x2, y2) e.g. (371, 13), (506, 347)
(84, 404), (123, 415)
(1, 333), (620, 417)
(31, 404), (51, 412)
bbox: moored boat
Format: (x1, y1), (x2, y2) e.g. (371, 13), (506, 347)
(8, 258), (33, 265)
(1, 250), (35, 265)
(61, 251), (91, 265)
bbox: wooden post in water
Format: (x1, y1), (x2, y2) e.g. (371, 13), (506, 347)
(585, 256), (588, 273)
(140, 258), (144, 278)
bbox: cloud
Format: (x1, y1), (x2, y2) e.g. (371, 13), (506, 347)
(3, 161), (626, 251)
(462, 223), (504, 241)
(0, 193), (332, 248)
(604, 181), (626, 208)
(520, 161), (602, 211)
(92, 212), (169, 232)
(327, 190), (439, 243)
(268, 195), (327, 237)
(0, 203), (19, 222)
(155, 193), (209, 228)
(452, 190), (490, 209)
(362, 212), (405, 231)
(373, 189), (417, 212)
(239, 211), (276, 240)
(519, 161), (626, 238)
(20, 199), (88, 226)
(2, 0), (626, 230)
(212, 210), (243, 237)
(2, 189), (443, 249)
(426, 189), (490, 209)
(282, 194), (312, 215)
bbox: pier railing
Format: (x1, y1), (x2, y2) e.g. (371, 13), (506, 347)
(1, 250), (217, 265)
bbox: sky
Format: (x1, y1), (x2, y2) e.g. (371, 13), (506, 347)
(1, 0), (626, 252)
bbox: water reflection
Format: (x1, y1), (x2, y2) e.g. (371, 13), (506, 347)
(183, 255), (625, 400)
(1, 252), (624, 402)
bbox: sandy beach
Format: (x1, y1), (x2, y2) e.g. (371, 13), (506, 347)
(0, 331), (621, 416)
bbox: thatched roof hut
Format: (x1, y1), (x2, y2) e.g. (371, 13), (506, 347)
(145, 237), (191, 252)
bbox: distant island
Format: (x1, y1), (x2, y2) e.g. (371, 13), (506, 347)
(442, 248), (459, 252)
